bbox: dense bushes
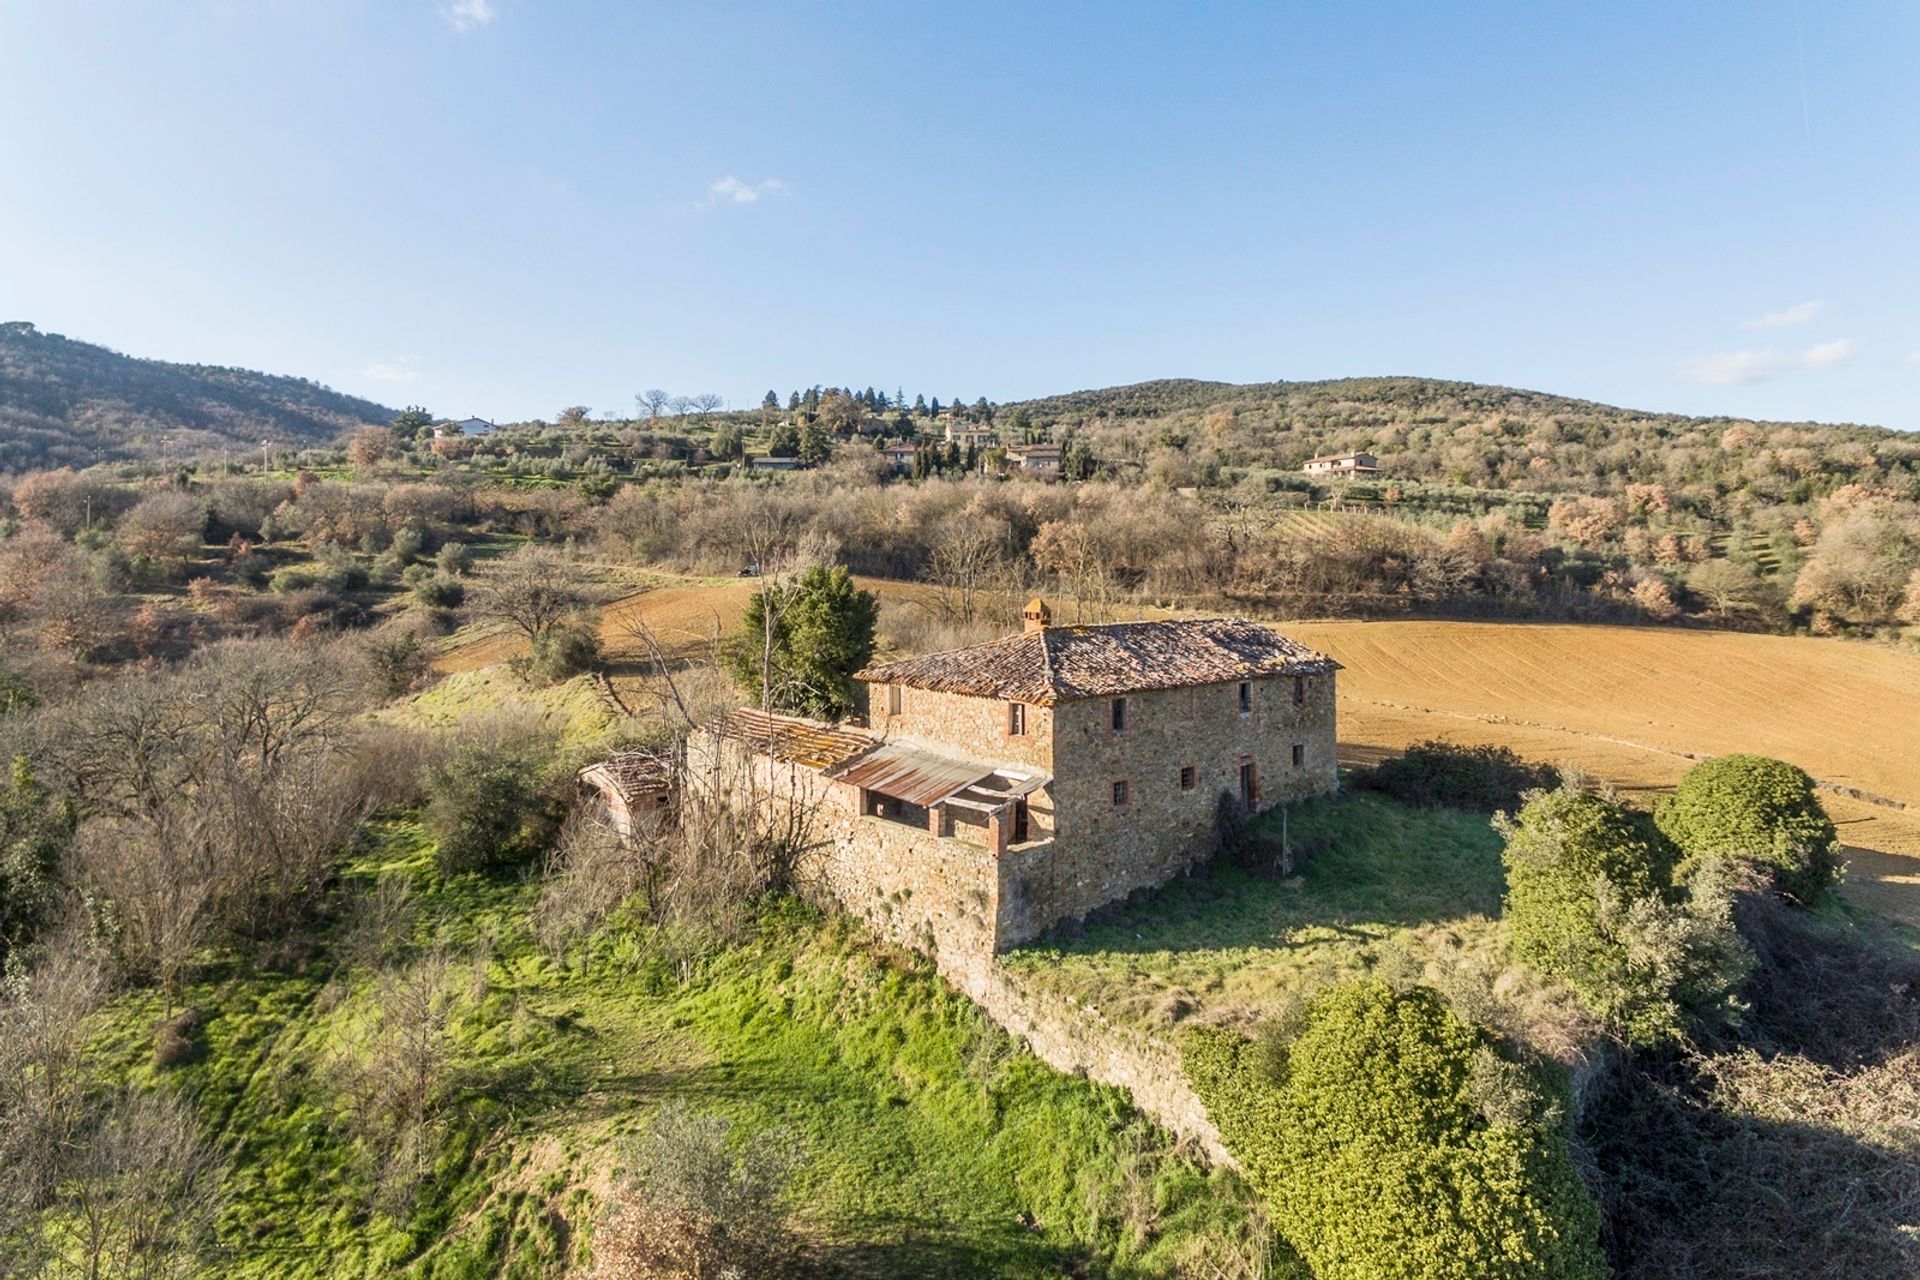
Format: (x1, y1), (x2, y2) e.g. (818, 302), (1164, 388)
(1355, 740), (1559, 811)
(1180, 980), (1604, 1280)
(424, 742), (556, 874)
(1654, 754), (1839, 903)
(0, 757), (72, 965)
(1501, 786), (1748, 1046)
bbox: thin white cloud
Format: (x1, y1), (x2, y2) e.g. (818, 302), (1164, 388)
(1904, 350), (1920, 370)
(1740, 300), (1823, 330)
(441, 0), (495, 33)
(365, 359), (423, 384)
(1672, 338), (1857, 385)
(701, 176), (789, 208)
(1799, 338), (1856, 371)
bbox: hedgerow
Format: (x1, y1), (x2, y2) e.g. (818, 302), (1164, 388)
(1180, 980), (1605, 1280)
(1654, 754), (1839, 904)
(1353, 740), (1559, 812)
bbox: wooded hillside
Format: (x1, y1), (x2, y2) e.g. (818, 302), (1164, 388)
(1004, 376), (1918, 499)
(0, 321), (394, 470)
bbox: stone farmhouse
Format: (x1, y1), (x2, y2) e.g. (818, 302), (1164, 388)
(689, 599), (1339, 959)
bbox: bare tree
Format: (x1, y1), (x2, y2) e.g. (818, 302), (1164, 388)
(636, 389), (671, 422)
(60, 1090), (227, 1280)
(688, 393), (723, 423)
(472, 544), (597, 647)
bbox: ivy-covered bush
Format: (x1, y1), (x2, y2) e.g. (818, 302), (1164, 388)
(1354, 740), (1559, 812)
(1180, 981), (1605, 1280)
(1653, 754), (1839, 904)
(1502, 786), (1749, 1046)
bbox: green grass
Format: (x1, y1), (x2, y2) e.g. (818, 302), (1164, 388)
(89, 819), (1274, 1278)
(1001, 791), (1530, 1037)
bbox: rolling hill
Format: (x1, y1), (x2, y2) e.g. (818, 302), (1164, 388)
(1002, 376), (1918, 496)
(0, 321), (396, 470)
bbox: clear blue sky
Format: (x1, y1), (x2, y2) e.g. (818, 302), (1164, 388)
(3, 2), (1916, 428)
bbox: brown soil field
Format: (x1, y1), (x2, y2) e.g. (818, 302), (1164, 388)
(433, 573), (934, 674)
(436, 577), (1920, 925)
(1285, 620), (1920, 926)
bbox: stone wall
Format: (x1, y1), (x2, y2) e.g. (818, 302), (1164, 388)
(1023, 672), (1339, 928)
(866, 683), (1057, 777)
(688, 728), (1012, 959)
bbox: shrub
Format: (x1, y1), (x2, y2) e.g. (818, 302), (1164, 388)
(1180, 981), (1604, 1280)
(592, 1102), (805, 1280)
(521, 620), (599, 684)
(435, 542), (473, 577)
(411, 575), (465, 609)
(424, 743), (549, 874)
(1502, 786), (1748, 1046)
(1355, 740), (1559, 811)
(1654, 754), (1839, 904)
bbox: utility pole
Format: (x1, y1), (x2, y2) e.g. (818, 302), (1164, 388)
(261, 439), (271, 474)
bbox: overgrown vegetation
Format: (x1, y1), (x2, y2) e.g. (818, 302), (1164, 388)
(1181, 980), (1605, 1280)
(1500, 785), (1749, 1047)
(1654, 753), (1841, 904)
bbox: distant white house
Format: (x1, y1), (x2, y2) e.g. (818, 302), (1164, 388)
(879, 441), (918, 474)
(1302, 451), (1379, 476)
(434, 416), (497, 439)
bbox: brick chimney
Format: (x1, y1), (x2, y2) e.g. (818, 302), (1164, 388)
(1023, 597), (1051, 633)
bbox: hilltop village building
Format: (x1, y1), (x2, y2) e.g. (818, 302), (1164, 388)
(1003, 442), (1063, 475)
(689, 600), (1340, 958)
(944, 421), (998, 450)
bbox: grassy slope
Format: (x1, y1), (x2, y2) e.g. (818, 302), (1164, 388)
(1002, 792), (1587, 1055)
(91, 821), (1270, 1279)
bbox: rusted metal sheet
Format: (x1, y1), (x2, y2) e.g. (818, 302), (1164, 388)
(827, 741), (995, 808)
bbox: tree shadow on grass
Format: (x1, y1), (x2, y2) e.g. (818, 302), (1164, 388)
(1012, 792), (1506, 960)
(1582, 1048), (1920, 1280)
(799, 1213), (1098, 1279)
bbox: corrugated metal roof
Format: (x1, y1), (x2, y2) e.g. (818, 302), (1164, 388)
(826, 741), (999, 808)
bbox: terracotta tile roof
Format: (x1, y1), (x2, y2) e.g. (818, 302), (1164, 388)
(579, 752), (672, 799)
(856, 617), (1340, 706)
(707, 707), (877, 769)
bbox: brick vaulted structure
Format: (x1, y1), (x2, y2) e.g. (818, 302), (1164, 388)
(691, 600), (1340, 959)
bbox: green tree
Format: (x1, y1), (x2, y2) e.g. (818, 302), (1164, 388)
(1063, 436), (1096, 481)
(710, 423), (746, 461)
(725, 565), (877, 718)
(0, 757), (73, 963)
(797, 421), (833, 465)
(1502, 786), (1747, 1045)
(766, 423), (801, 458)
(1654, 754), (1839, 904)
(1181, 981), (1604, 1280)
(390, 406), (434, 444)
(425, 743), (550, 875)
